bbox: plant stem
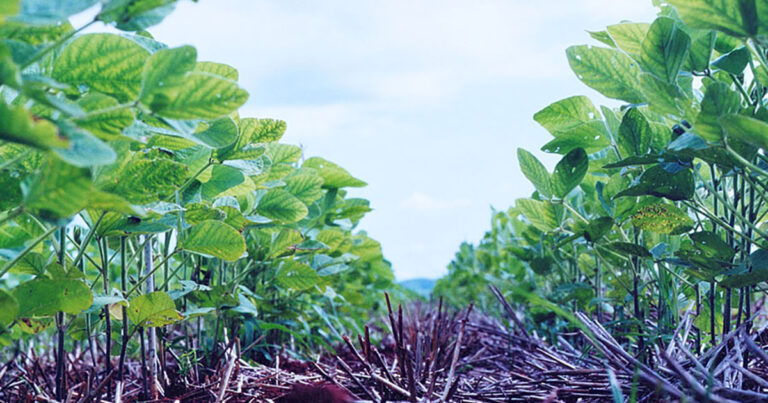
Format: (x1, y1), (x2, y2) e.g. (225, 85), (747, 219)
(99, 237), (113, 401)
(118, 237), (129, 386)
(55, 227), (66, 402)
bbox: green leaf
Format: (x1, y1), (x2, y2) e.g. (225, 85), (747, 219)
(566, 45), (644, 104)
(720, 250), (768, 287)
(24, 155), (91, 218)
(667, 0), (756, 37)
(606, 242), (652, 258)
(140, 45), (197, 106)
(101, 158), (187, 204)
(696, 82), (742, 141)
(303, 157), (366, 189)
(712, 46), (751, 74)
(720, 113), (768, 149)
(0, 290), (18, 327)
(516, 198), (561, 232)
(615, 165), (694, 201)
(541, 120), (611, 154)
(641, 17), (690, 83)
(690, 231), (736, 261)
(149, 71), (248, 120)
(257, 188), (308, 223)
(181, 220), (246, 261)
(193, 118), (237, 148)
(15, 0), (98, 24)
(0, 171), (22, 210)
(640, 73), (684, 117)
(606, 22), (650, 59)
(97, 0), (178, 31)
(194, 61), (238, 81)
(73, 92), (135, 140)
(53, 121), (116, 167)
(584, 216), (613, 243)
(127, 291), (183, 327)
(53, 33), (150, 102)
(275, 260), (319, 291)
(0, 100), (65, 149)
(517, 148), (552, 198)
(285, 172), (324, 204)
(618, 108), (652, 157)
(631, 203), (693, 234)
(13, 278), (92, 317)
(533, 95), (601, 134)
(201, 165), (245, 199)
(552, 148), (588, 198)
(687, 30), (716, 72)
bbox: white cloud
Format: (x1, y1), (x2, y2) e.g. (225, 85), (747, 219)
(399, 192), (472, 211)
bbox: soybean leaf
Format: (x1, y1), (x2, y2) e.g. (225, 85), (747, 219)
(140, 45), (197, 107)
(194, 61), (238, 81)
(13, 278), (92, 317)
(257, 188), (308, 223)
(516, 198), (561, 232)
(667, 0), (756, 38)
(696, 82), (742, 142)
(584, 216), (613, 243)
(181, 219), (246, 261)
(73, 92), (135, 140)
(720, 250), (768, 288)
(618, 108), (652, 157)
(285, 172), (324, 205)
(614, 165), (694, 201)
(641, 17), (690, 83)
(303, 157), (366, 189)
(631, 203), (693, 234)
(24, 155), (91, 219)
(275, 260), (319, 291)
(517, 148), (552, 198)
(541, 120), (611, 154)
(720, 113), (768, 150)
(0, 290), (18, 327)
(53, 33), (150, 102)
(127, 291), (183, 327)
(533, 95), (601, 134)
(566, 45), (644, 104)
(149, 71), (248, 120)
(552, 148), (588, 198)
(712, 46), (751, 74)
(97, 0), (178, 31)
(606, 22), (650, 59)
(15, 0), (98, 24)
(606, 242), (652, 258)
(0, 100), (65, 149)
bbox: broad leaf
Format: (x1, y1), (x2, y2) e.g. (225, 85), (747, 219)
(0, 290), (18, 327)
(13, 278), (92, 317)
(696, 82), (742, 141)
(641, 17), (690, 83)
(533, 96), (600, 134)
(720, 113), (768, 150)
(667, 0), (756, 38)
(257, 188), (308, 223)
(631, 203), (693, 234)
(606, 22), (650, 59)
(517, 148), (552, 198)
(275, 260), (319, 291)
(53, 33), (150, 102)
(303, 157), (366, 189)
(566, 45), (644, 103)
(127, 291), (183, 327)
(615, 165), (694, 201)
(516, 198), (561, 232)
(181, 219), (246, 261)
(552, 147), (588, 198)
(149, 71), (248, 120)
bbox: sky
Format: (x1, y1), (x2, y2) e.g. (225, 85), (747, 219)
(78, 1), (659, 280)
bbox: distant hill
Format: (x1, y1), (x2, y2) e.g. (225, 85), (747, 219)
(398, 278), (436, 298)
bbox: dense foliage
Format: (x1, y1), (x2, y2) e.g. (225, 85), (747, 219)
(0, 0), (404, 399)
(436, 0), (768, 352)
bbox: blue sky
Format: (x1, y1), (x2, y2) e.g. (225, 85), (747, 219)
(79, 1), (659, 280)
